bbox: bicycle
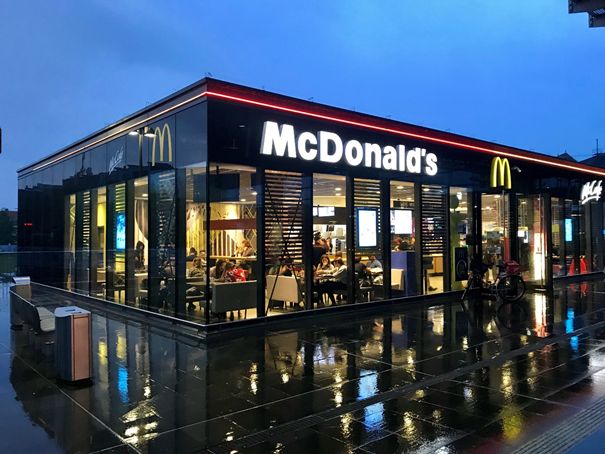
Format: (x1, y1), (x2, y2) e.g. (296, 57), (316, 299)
(461, 258), (525, 302)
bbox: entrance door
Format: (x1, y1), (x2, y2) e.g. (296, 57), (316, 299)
(517, 195), (546, 286)
(481, 193), (510, 281)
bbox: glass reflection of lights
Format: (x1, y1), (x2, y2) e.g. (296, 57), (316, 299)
(340, 413), (353, 438)
(143, 378), (151, 399)
(117, 332), (127, 361)
(461, 336), (468, 350)
(118, 365), (129, 403)
(358, 371), (384, 429)
(98, 338), (108, 367)
(500, 405), (523, 441)
(250, 362), (259, 395)
(401, 412), (415, 438)
(566, 308), (579, 353)
(534, 294), (548, 338)
(501, 362), (513, 397)
(281, 372), (290, 384)
(428, 308), (444, 336)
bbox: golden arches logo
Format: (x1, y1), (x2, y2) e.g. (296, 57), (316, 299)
(151, 123), (173, 166)
(490, 157), (512, 189)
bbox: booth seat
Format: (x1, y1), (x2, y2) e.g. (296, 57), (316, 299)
(211, 280), (257, 314)
(391, 268), (405, 291)
(265, 275), (303, 308)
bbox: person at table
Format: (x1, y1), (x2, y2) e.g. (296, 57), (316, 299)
(237, 240), (256, 258)
(188, 257), (204, 278)
(316, 255), (334, 276)
(367, 255), (382, 270)
(199, 250), (207, 267)
(317, 258), (347, 305)
(186, 247), (198, 261)
(134, 241), (146, 271)
(269, 257), (293, 276)
(312, 236), (325, 267)
(224, 262), (247, 282)
(210, 259), (227, 282)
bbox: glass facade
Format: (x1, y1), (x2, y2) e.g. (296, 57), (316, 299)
(16, 81), (605, 329)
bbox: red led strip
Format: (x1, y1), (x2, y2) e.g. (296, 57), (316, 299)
(28, 87), (605, 178)
(205, 90), (605, 177)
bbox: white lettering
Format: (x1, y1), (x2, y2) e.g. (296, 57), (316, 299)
(425, 152), (438, 176)
(406, 147), (422, 173)
(260, 121), (296, 158)
(297, 132), (317, 161)
(398, 145), (406, 171)
(344, 140), (364, 166)
(581, 180), (603, 205)
(259, 121), (438, 176)
(382, 145), (398, 170)
(364, 143), (382, 168)
(319, 131), (343, 163)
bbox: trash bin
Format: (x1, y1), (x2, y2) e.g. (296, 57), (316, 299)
(10, 276), (31, 329)
(54, 307), (92, 382)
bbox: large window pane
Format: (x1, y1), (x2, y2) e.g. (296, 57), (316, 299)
(481, 193), (509, 281)
(551, 197), (565, 276)
(313, 174), (348, 306)
(421, 185), (446, 294)
(133, 177), (149, 307)
(353, 178), (383, 302)
(185, 167), (207, 322)
(91, 187), (107, 297)
(209, 164), (258, 321)
(107, 183), (126, 303)
(149, 171), (176, 313)
(449, 187), (472, 291)
(517, 195), (546, 285)
(65, 194), (76, 291)
(390, 181), (417, 296)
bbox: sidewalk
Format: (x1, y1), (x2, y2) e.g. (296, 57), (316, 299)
(1, 279), (605, 452)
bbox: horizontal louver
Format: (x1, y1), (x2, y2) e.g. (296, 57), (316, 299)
(265, 171), (304, 266)
(421, 185), (446, 255)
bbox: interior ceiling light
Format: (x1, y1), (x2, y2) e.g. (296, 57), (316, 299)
(396, 185), (404, 190)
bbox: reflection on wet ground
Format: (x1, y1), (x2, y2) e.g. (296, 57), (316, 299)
(2, 279), (605, 452)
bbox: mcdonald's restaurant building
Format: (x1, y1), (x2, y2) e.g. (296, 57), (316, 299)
(17, 78), (605, 327)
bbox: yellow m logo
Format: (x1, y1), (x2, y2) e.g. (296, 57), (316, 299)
(490, 157), (511, 189)
(151, 123), (173, 166)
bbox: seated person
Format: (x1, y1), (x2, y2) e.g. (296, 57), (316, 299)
(238, 240), (256, 257)
(209, 259), (227, 282)
(317, 258), (347, 305)
(198, 250), (207, 266)
(188, 257), (204, 278)
(186, 258), (205, 309)
(268, 258), (294, 276)
(224, 262), (247, 282)
(316, 255), (334, 276)
(186, 247), (198, 261)
(367, 255), (382, 270)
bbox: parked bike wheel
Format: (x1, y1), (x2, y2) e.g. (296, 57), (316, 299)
(496, 275), (525, 301)
(461, 272), (483, 301)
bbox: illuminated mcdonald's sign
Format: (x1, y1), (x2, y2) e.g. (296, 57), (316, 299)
(151, 123), (173, 166)
(490, 157), (512, 189)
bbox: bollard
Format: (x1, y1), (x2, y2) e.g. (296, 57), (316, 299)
(54, 307), (92, 382)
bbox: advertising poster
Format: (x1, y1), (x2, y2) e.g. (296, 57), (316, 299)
(357, 208), (378, 248)
(454, 247), (469, 281)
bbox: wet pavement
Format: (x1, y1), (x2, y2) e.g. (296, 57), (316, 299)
(1, 279), (605, 453)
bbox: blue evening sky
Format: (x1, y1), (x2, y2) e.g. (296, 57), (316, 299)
(0, 1), (603, 209)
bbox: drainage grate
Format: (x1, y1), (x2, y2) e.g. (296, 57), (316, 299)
(512, 395), (605, 454)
